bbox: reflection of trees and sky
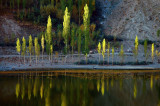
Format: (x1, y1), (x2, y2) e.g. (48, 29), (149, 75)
(0, 72), (160, 106)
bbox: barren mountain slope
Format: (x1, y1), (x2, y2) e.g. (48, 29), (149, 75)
(104, 0), (160, 41)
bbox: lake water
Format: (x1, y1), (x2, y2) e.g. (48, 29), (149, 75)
(0, 71), (160, 106)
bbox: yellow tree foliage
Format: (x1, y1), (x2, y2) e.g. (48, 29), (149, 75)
(107, 42), (110, 64)
(98, 42), (101, 54)
(41, 35), (45, 61)
(151, 43), (154, 62)
(156, 50), (160, 58)
(16, 38), (21, 53)
(134, 36), (139, 62)
(112, 47), (114, 65)
(98, 42), (101, 62)
(102, 39), (106, 61)
(63, 7), (70, 53)
(83, 4), (90, 53)
(41, 35), (45, 52)
(29, 35), (33, 64)
(22, 37), (26, 56)
(47, 15), (52, 45)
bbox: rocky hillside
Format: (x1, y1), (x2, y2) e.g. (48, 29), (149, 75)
(102, 0), (160, 41)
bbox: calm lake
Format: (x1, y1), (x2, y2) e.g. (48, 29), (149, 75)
(0, 70), (160, 106)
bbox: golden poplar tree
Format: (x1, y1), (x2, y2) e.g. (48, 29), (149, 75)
(83, 4), (90, 54)
(16, 38), (21, 62)
(151, 43), (154, 62)
(63, 7), (70, 54)
(41, 35), (45, 62)
(22, 37), (26, 64)
(46, 15), (52, 60)
(112, 47), (114, 65)
(29, 35), (33, 64)
(98, 42), (101, 63)
(34, 37), (39, 65)
(102, 39), (106, 64)
(134, 36), (139, 62)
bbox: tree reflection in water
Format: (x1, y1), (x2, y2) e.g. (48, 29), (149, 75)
(0, 72), (159, 106)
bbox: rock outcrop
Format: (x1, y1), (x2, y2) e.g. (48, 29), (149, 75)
(103, 0), (160, 41)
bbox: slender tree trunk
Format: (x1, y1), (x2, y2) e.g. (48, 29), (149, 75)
(72, 46), (73, 63)
(51, 53), (52, 64)
(79, 8), (80, 25)
(108, 56), (109, 65)
(79, 54), (80, 64)
(103, 58), (104, 65)
(36, 55), (37, 65)
(19, 54), (20, 66)
(42, 50), (43, 64)
(24, 55), (25, 65)
(30, 53), (31, 65)
(112, 56), (113, 65)
(99, 54), (100, 64)
(85, 54), (87, 64)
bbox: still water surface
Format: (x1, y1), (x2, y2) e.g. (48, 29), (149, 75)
(0, 71), (160, 106)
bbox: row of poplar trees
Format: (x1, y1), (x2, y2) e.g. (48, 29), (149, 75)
(16, 4), (91, 64)
(97, 36), (158, 65)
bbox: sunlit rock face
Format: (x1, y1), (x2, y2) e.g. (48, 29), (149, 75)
(100, 0), (160, 41)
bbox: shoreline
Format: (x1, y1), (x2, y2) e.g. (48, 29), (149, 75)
(1, 64), (160, 71)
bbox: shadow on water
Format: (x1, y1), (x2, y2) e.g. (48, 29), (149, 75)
(0, 71), (160, 106)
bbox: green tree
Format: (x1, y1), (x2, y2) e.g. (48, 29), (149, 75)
(78, 0), (82, 25)
(17, 0), (20, 10)
(144, 40), (149, 62)
(50, 45), (53, 63)
(102, 39), (106, 64)
(157, 29), (160, 37)
(63, 7), (70, 54)
(151, 43), (154, 62)
(60, 0), (66, 12)
(107, 42), (110, 65)
(22, 37), (26, 64)
(119, 44), (124, 64)
(78, 28), (81, 61)
(67, 0), (73, 12)
(134, 36), (139, 62)
(83, 4), (90, 54)
(22, 0), (26, 11)
(71, 27), (75, 61)
(16, 38), (21, 62)
(41, 35), (45, 62)
(112, 47), (114, 65)
(98, 42), (101, 63)
(51, 0), (54, 7)
(46, 15), (52, 60)
(34, 37), (39, 65)
(29, 35), (33, 64)
(17, 0), (20, 15)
